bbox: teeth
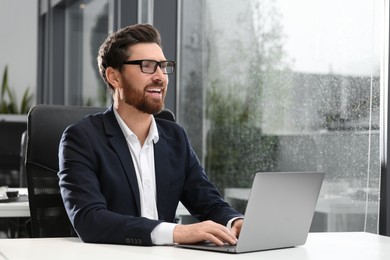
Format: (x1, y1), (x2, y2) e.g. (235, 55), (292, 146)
(148, 88), (161, 93)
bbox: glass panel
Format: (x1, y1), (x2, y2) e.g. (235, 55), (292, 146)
(138, 0), (154, 24)
(64, 0), (108, 106)
(179, 0), (383, 233)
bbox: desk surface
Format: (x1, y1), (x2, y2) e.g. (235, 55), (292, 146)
(0, 232), (389, 260)
(0, 188), (29, 218)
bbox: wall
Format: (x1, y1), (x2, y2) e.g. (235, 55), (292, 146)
(0, 0), (38, 106)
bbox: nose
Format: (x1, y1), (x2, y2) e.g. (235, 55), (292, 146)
(152, 66), (167, 81)
(157, 64), (166, 75)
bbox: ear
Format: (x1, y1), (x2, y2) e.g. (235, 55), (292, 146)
(106, 67), (121, 89)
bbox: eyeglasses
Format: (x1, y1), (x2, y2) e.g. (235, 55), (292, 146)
(122, 59), (176, 74)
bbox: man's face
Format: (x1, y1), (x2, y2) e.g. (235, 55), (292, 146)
(118, 43), (168, 114)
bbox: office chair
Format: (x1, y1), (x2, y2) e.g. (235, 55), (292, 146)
(154, 108), (175, 122)
(25, 104), (175, 238)
(25, 105), (105, 237)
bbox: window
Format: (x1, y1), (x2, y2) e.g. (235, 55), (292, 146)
(179, 0), (383, 233)
(64, 0), (109, 106)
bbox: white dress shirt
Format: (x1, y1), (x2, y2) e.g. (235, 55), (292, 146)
(114, 109), (176, 245)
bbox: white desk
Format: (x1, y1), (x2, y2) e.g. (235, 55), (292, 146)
(0, 201), (29, 218)
(0, 188), (30, 218)
(0, 232), (388, 260)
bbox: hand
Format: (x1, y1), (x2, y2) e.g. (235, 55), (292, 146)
(173, 220), (238, 246)
(230, 218), (244, 238)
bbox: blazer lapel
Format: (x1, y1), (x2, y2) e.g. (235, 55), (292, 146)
(154, 132), (171, 221)
(102, 107), (141, 214)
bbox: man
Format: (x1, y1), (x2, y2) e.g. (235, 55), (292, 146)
(58, 24), (243, 246)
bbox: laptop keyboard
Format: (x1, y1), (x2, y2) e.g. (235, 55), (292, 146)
(201, 241), (236, 249)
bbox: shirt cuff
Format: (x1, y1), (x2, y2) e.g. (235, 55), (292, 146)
(151, 222), (177, 245)
(227, 217), (243, 230)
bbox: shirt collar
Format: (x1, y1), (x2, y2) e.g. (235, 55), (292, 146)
(113, 108), (159, 145)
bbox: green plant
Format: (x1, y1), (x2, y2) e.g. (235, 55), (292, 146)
(0, 66), (33, 114)
(205, 80), (279, 191)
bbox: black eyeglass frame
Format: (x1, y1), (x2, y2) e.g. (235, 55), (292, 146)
(122, 59), (176, 74)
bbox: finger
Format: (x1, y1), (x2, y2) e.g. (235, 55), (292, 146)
(230, 219), (243, 238)
(204, 234), (226, 246)
(209, 225), (238, 245)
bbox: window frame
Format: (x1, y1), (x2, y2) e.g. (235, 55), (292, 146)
(380, 0), (390, 236)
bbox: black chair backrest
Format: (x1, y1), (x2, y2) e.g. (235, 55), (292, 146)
(26, 105), (106, 237)
(25, 105), (175, 237)
(154, 108), (175, 122)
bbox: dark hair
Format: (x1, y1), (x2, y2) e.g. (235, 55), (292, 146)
(97, 24), (162, 90)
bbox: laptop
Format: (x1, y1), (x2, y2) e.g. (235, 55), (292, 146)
(176, 171), (324, 253)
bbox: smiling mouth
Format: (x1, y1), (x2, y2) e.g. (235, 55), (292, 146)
(146, 88), (162, 94)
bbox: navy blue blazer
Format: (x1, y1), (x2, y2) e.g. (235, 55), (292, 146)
(58, 106), (241, 246)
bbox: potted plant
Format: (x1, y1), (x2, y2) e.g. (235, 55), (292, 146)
(1, 65), (33, 116)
